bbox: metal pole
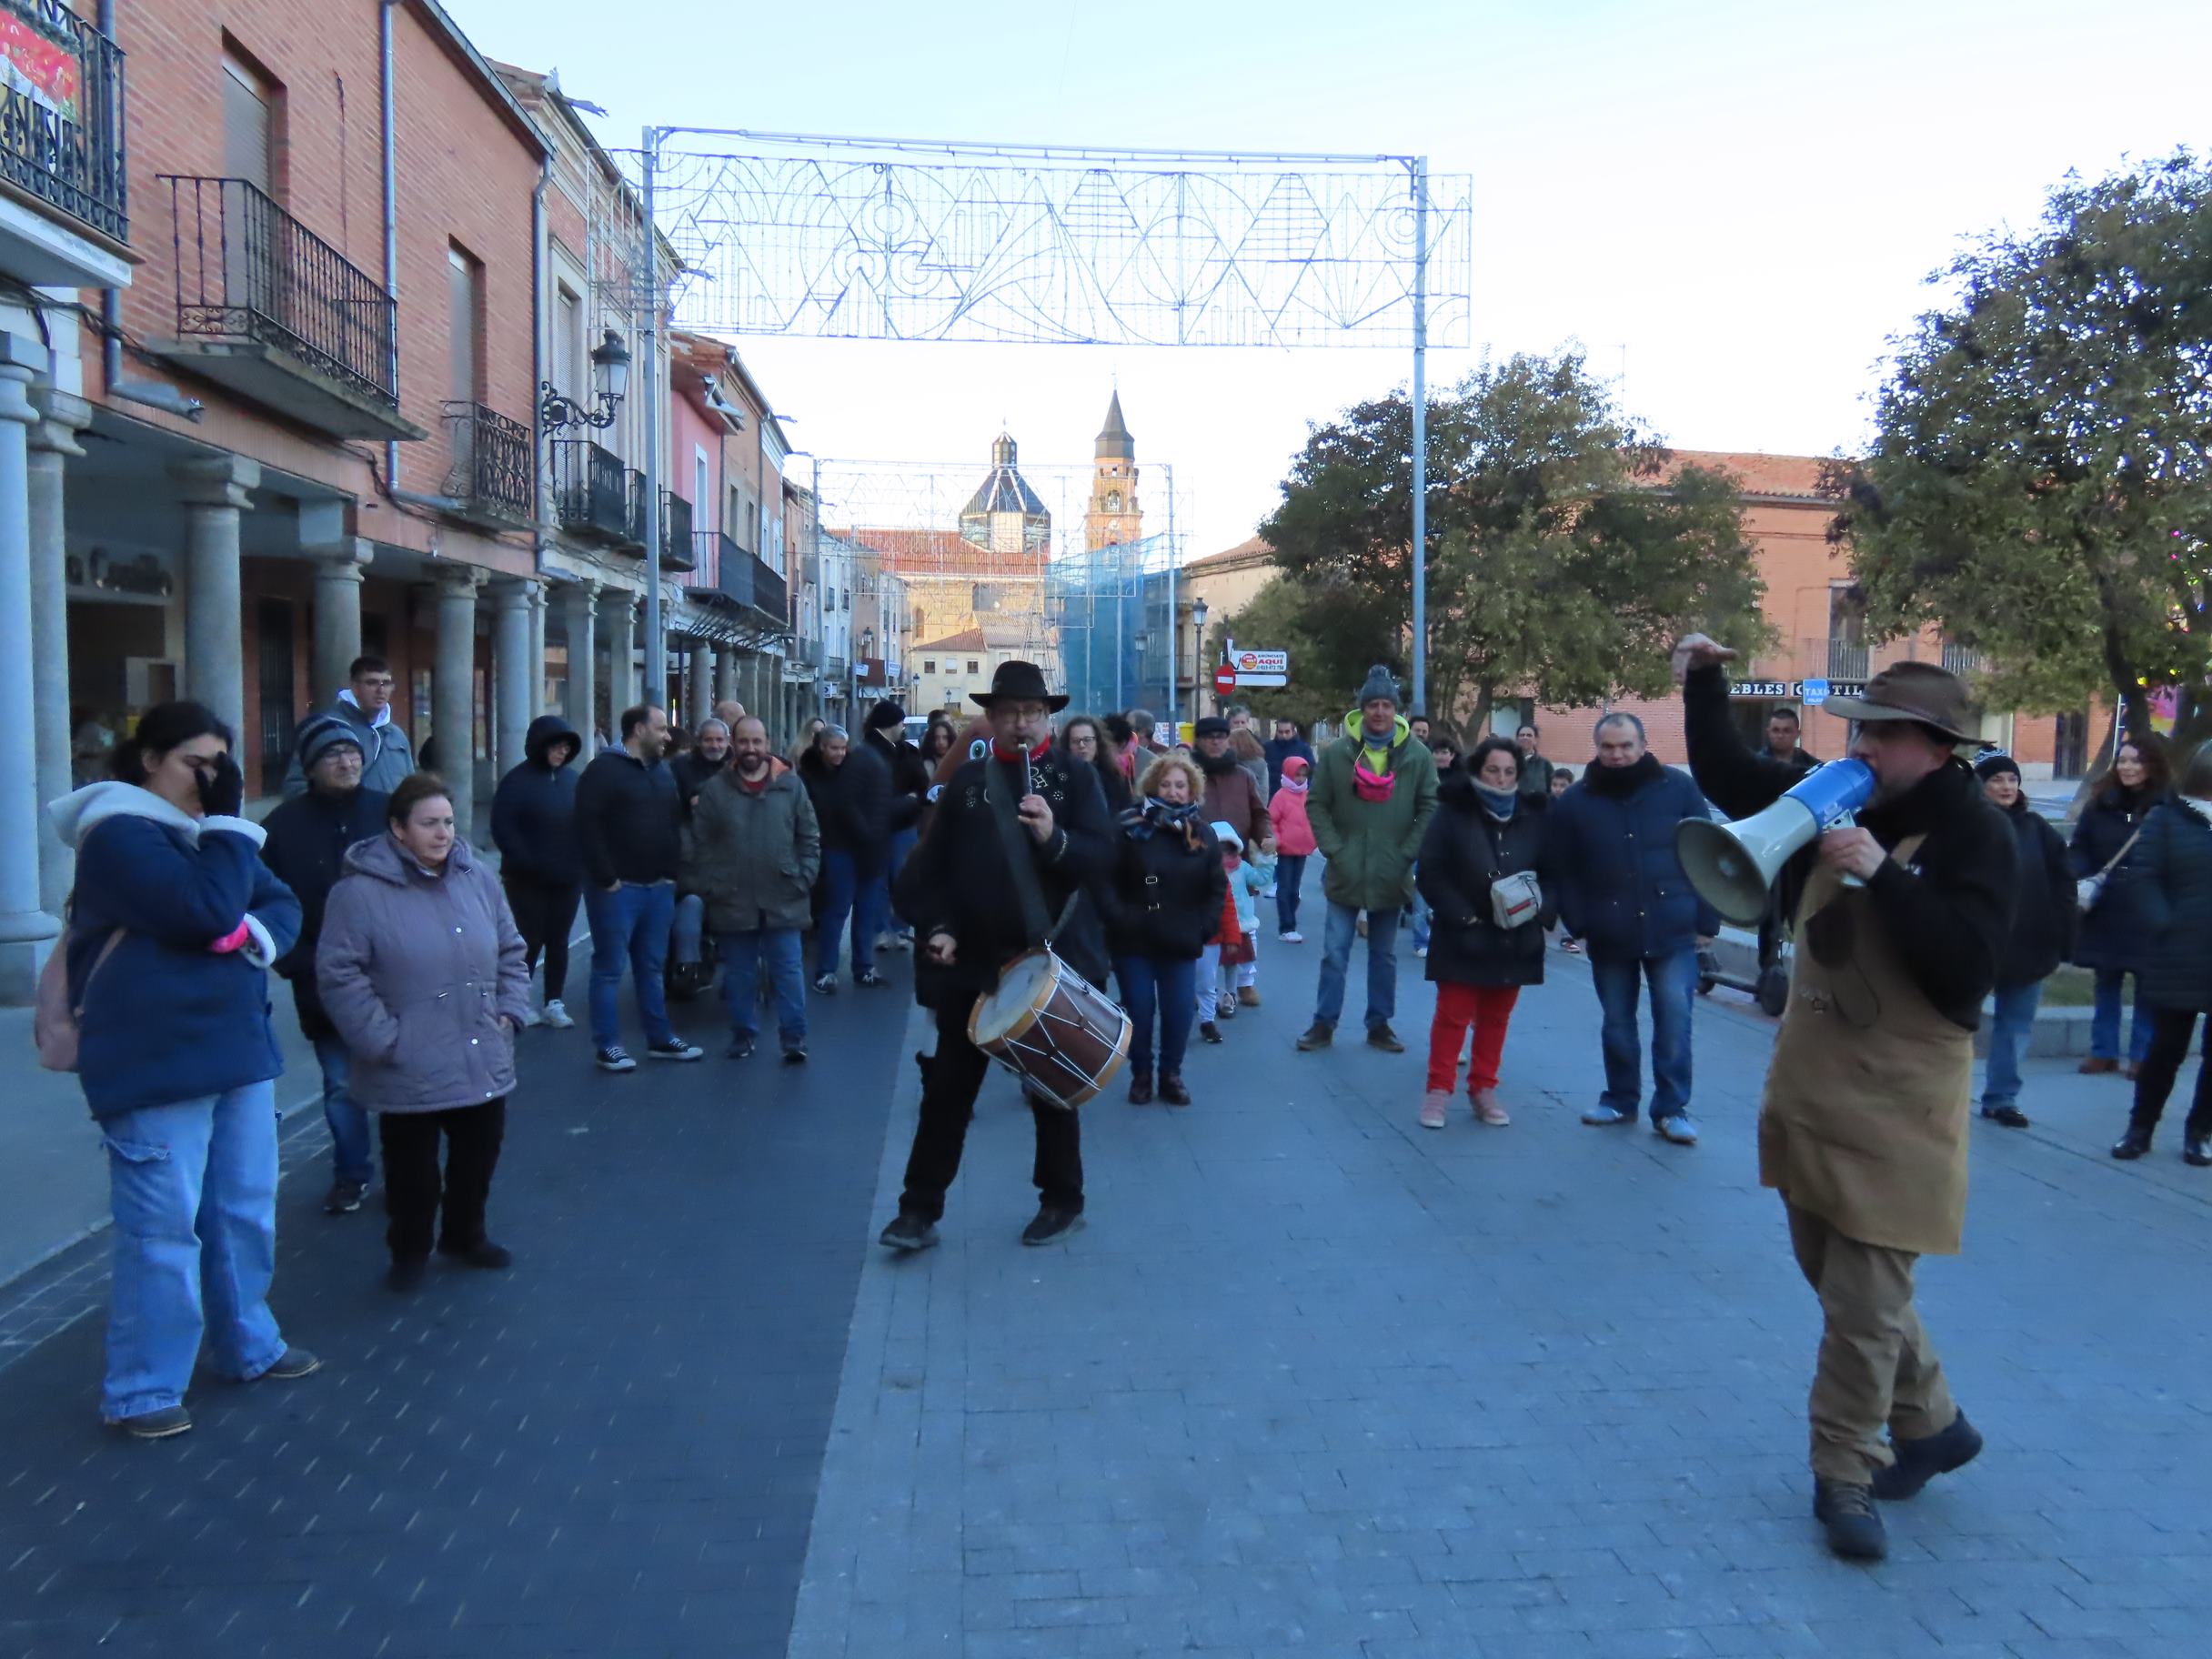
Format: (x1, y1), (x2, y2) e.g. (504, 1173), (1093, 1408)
(1409, 156), (1429, 718)
(1165, 468), (1177, 729)
(1113, 544), (1124, 711)
(640, 127), (665, 707)
(811, 455), (825, 709)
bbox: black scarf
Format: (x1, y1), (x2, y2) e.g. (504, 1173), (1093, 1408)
(1196, 748), (1239, 780)
(1121, 798), (1202, 840)
(1861, 757), (1975, 844)
(1584, 752), (1664, 798)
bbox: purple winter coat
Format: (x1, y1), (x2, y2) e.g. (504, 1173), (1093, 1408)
(316, 833), (529, 1113)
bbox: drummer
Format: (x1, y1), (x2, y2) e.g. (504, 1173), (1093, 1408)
(880, 660), (1115, 1252)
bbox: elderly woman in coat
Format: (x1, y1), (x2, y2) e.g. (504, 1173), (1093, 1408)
(318, 773), (530, 1291)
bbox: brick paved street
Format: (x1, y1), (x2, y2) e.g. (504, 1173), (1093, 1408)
(4, 935), (2210, 1658)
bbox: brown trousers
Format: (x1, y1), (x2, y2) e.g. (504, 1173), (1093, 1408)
(1785, 1201), (1957, 1483)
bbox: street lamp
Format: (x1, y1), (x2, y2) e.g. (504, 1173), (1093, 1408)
(539, 328), (631, 432)
(1192, 598), (1210, 714)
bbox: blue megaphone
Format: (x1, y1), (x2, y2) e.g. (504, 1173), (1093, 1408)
(1674, 759), (1875, 925)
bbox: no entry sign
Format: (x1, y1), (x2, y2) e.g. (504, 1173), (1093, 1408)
(1213, 665), (1239, 697)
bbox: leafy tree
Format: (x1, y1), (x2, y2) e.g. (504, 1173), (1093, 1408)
(1258, 352), (1771, 729)
(1824, 151), (2212, 757)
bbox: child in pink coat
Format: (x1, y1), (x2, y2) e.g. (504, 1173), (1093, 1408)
(1269, 755), (1319, 942)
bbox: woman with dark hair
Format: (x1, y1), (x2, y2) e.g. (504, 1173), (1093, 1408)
(1415, 735), (1556, 1130)
(1059, 713), (1131, 813)
(1972, 753), (2077, 1129)
(2070, 734), (2171, 1077)
(46, 702), (313, 1438)
(920, 719), (957, 769)
(2111, 745), (2212, 1165)
(1100, 751), (1225, 1107)
(317, 772), (530, 1289)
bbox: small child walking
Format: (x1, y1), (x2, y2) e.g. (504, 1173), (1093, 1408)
(1268, 756), (1318, 942)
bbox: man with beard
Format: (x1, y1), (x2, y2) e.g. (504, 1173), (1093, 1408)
(1677, 634), (2013, 1562)
(259, 716), (388, 1212)
(1546, 711), (1717, 1144)
(575, 704), (704, 1072)
(1193, 717), (1273, 855)
(878, 662), (1111, 1252)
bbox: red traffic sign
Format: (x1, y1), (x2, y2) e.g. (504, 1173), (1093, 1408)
(1213, 665), (1239, 696)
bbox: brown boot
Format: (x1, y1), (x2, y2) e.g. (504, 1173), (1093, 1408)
(1237, 986), (1262, 1009)
(2078, 1056), (2118, 1075)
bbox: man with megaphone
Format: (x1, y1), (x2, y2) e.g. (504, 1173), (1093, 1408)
(1674, 634), (2016, 1563)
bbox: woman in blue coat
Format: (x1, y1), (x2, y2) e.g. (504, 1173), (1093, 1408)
(2111, 746), (2212, 1166)
(2068, 736), (2170, 1076)
(47, 703), (316, 1440)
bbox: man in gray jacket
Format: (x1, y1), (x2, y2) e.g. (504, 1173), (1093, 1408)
(682, 716), (821, 1061)
(281, 656), (416, 798)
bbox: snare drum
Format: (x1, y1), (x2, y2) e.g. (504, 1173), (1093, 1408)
(968, 949), (1132, 1111)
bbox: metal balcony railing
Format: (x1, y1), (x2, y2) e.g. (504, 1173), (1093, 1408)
(1940, 642), (1984, 676)
(825, 655), (849, 680)
(660, 491), (695, 570)
(1824, 638), (1871, 680)
(1, 1), (128, 245)
(620, 468), (648, 548)
(440, 402), (532, 524)
(698, 531), (790, 626)
(549, 438), (630, 544)
(162, 176), (397, 407)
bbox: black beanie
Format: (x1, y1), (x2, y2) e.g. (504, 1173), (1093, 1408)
(865, 699), (907, 733)
(1973, 750), (2021, 784)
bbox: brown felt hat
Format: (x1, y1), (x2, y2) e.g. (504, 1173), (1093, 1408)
(1823, 661), (1978, 743)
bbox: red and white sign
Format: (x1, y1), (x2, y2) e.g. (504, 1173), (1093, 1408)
(1212, 664), (1239, 696)
(0, 16), (80, 122)
(1233, 649), (1288, 675)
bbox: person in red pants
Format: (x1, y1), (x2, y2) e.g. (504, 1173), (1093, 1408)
(1415, 738), (1557, 1128)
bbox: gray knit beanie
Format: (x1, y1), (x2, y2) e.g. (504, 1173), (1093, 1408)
(1355, 664), (1401, 709)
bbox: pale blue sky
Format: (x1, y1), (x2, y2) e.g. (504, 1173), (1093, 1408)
(451, 0), (2211, 558)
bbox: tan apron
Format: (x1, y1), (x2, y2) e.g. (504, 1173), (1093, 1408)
(1758, 837), (1974, 1257)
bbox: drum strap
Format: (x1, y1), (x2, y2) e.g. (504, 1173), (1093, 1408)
(984, 760), (1057, 949)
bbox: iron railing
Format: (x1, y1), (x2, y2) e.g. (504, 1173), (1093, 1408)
(0, 1), (128, 245)
(162, 176), (396, 407)
(699, 531), (789, 624)
(440, 402), (532, 523)
(1824, 639), (1871, 680)
(1940, 642), (1985, 676)
(620, 468), (648, 548)
(660, 491), (694, 569)
(549, 438), (630, 543)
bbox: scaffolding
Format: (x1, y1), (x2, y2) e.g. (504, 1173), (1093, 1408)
(1046, 533), (1181, 718)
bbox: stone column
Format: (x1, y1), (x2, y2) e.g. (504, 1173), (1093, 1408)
(432, 568), (483, 836)
(689, 643), (714, 728)
(174, 454), (261, 741)
(527, 586), (548, 719)
(603, 590), (637, 712)
(307, 537), (373, 706)
(26, 387), (88, 916)
(492, 579), (533, 779)
(562, 581), (599, 759)
(0, 346), (55, 999)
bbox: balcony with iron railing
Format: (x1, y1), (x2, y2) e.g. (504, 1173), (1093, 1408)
(549, 438), (632, 546)
(439, 402), (532, 528)
(660, 491), (695, 571)
(156, 175), (422, 439)
(1940, 641), (1985, 676)
(694, 529), (791, 628)
(0, 0), (132, 285)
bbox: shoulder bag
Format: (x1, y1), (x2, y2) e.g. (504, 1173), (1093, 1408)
(2076, 823), (2145, 914)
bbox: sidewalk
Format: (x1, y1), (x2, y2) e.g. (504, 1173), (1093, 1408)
(790, 936), (2212, 1659)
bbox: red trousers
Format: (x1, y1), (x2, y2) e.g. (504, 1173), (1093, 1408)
(1426, 982), (1521, 1094)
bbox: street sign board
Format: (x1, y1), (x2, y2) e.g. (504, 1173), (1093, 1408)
(1213, 665), (1239, 696)
(1800, 678), (1831, 706)
(1728, 678), (1865, 702)
(1232, 649), (1288, 675)
(1232, 673), (1288, 689)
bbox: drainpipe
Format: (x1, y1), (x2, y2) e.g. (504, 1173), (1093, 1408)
(96, 0), (202, 421)
(531, 156), (550, 571)
(380, 0), (401, 497)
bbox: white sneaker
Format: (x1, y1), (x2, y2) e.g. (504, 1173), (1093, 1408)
(541, 999), (575, 1030)
(1281, 930), (1304, 944)
(1414, 945), (1429, 959)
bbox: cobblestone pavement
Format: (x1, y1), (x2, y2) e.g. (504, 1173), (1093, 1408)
(789, 940), (2212, 1659)
(0, 962), (910, 1659)
(5, 934), (2208, 1658)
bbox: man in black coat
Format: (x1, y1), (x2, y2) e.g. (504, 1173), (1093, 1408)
(491, 713), (585, 1028)
(259, 717), (388, 1213)
(864, 700), (930, 950)
(880, 662), (1112, 1252)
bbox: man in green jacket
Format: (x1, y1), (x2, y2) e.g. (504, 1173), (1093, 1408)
(1298, 665), (1440, 1053)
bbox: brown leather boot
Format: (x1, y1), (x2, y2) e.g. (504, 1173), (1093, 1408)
(2078, 1056), (2117, 1075)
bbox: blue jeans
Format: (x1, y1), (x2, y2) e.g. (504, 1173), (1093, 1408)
(1981, 980), (2043, 1110)
(719, 927), (808, 1050)
(815, 850), (889, 978)
(1313, 900), (1400, 1031)
(311, 1036), (373, 1186)
(671, 892), (706, 966)
(886, 826), (920, 929)
(2090, 967), (2154, 1064)
(1275, 854), (1308, 934)
(1590, 947), (1698, 1121)
(1410, 885), (1432, 952)
(586, 880), (678, 1051)
(1117, 954), (1198, 1079)
(99, 1080), (287, 1421)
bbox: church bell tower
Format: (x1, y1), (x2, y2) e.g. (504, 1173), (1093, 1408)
(1084, 391), (1141, 552)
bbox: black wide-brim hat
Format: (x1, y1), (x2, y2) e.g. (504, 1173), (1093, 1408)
(970, 659), (1070, 713)
(1822, 660), (1979, 743)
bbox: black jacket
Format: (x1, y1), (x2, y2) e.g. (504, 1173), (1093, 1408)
(1684, 663), (2015, 1031)
(2068, 786), (2166, 972)
(669, 749), (726, 813)
(1417, 772), (1558, 988)
(258, 782), (388, 1040)
(574, 747), (682, 888)
(2128, 799), (2212, 1013)
(802, 741), (895, 873)
(1056, 742), (1132, 817)
(491, 715), (583, 887)
(894, 748), (1113, 1008)
(867, 729), (930, 832)
(1099, 816), (1226, 961)
(1995, 798), (2077, 990)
